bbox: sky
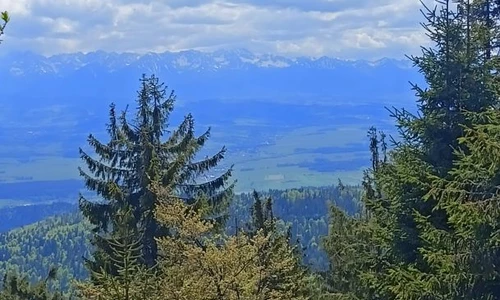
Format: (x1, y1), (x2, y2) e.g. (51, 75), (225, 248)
(0, 0), (437, 60)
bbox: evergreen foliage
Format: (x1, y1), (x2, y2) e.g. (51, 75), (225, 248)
(154, 184), (309, 299)
(231, 184), (362, 269)
(0, 185), (359, 296)
(245, 191), (310, 299)
(0, 268), (64, 300)
(75, 208), (159, 300)
(78, 74), (234, 279)
(0, 213), (90, 296)
(398, 109), (500, 298)
(323, 0), (500, 298)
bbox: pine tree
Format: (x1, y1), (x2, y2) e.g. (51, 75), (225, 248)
(78, 74), (234, 279)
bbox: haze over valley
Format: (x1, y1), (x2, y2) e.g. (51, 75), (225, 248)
(0, 49), (424, 205)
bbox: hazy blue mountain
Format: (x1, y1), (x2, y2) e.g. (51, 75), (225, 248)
(0, 49), (423, 106)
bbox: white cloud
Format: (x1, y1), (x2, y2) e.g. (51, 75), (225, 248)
(0, 0), (439, 59)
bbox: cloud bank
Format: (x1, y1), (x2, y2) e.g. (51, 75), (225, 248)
(0, 0), (436, 59)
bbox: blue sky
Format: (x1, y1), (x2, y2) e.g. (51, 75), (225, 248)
(0, 0), (436, 59)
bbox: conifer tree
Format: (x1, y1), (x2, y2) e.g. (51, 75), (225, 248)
(246, 191), (309, 299)
(322, 205), (375, 299)
(154, 184), (308, 299)
(324, 0), (500, 298)
(78, 74), (234, 279)
(409, 109), (500, 299)
(75, 208), (160, 300)
(0, 268), (64, 300)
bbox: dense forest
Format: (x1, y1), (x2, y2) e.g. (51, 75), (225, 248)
(0, 213), (90, 295)
(0, 184), (360, 296)
(4, 0), (500, 299)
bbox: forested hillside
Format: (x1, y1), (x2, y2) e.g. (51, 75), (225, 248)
(0, 213), (90, 295)
(230, 184), (362, 268)
(0, 184), (360, 295)
(4, 1), (500, 299)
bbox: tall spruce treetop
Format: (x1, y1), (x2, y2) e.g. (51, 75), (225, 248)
(78, 74), (234, 276)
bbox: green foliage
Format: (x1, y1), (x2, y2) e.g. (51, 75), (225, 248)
(232, 184), (362, 269)
(0, 185), (358, 296)
(398, 109), (500, 299)
(0, 268), (65, 300)
(75, 208), (160, 300)
(154, 185), (310, 299)
(324, 0), (500, 299)
(78, 74), (234, 278)
(246, 191), (310, 298)
(0, 213), (90, 296)
(322, 205), (374, 299)
(0, 10), (8, 43)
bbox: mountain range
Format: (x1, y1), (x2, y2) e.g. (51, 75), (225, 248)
(0, 49), (424, 107)
(1, 48), (414, 75)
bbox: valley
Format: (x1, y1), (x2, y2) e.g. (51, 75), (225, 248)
(0, 98), (400, 206)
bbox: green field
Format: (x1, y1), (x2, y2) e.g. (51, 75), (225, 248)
(226, 126), (369, 192)
(0, 125), (370, 194)
(0, 99), (394, 201)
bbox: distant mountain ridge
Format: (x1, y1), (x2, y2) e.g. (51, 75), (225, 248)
(0, 49), (423, 106)
(0, 49), (413, 76)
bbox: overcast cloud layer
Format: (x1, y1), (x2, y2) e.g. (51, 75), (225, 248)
(0, 0), (436, 59)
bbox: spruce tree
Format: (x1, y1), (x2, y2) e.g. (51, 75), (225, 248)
(75, 208), (160, 300)
(409, 109), (500, 299)
(78, 74), (234, 279)
(324, 0), (500, 298)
